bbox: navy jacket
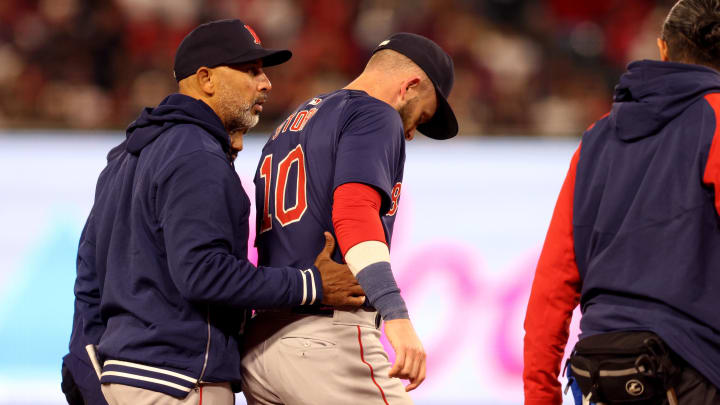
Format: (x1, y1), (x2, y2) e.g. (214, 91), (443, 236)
(525, 60), (720, 404)
(70, 94), (322, 397)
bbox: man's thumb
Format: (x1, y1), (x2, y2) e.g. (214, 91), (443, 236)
(321, 231), (335, 256)
(346, 296), (365, 307)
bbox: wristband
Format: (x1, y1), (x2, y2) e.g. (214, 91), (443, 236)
(355, 261), (409, 320)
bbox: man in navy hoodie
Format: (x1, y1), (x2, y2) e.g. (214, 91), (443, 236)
(61, 19), (365, 405)
(524, 1), (720, 404)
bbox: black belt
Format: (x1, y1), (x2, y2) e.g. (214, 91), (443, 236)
(291, 306), (334, 316)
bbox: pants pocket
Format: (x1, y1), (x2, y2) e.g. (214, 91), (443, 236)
(280, 336), (335, 348)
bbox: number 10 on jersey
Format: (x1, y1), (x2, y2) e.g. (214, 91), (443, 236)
(259, 145), (308, 234)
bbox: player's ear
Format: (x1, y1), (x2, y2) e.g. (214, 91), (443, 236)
(195, 67), (216, 96)
(399, 77), (421, 100)
(657, 38), (670, 62)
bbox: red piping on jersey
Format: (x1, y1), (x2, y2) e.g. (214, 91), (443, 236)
(333, 183), (387, 255)
(702, 93), (720, 216)
(357, 325), (389, 405)
(198, 385), (203, 405)
(523, 144), (583, 405)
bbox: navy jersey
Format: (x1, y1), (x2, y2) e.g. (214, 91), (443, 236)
(254, 89), (405, 268)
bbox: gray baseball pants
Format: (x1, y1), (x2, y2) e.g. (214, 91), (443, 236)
(240, 309), (413, 405)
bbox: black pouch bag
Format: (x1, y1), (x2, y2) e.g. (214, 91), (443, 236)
(567, 331), (679, 404)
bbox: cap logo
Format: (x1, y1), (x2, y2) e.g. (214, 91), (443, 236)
(244, 24), (261, 45)
(378, 39), (390, 46)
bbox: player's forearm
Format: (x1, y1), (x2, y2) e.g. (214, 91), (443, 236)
(355, 260), (409, 320)
(344, 241), (409, 320)
(167, 246), (321, 308)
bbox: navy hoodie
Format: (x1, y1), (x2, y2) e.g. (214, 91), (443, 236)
(69, 94), (322, 397)
(525, 60), (720, 403)
(578, 61), (720, 386)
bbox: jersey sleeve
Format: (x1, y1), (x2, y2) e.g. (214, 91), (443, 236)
(523, 145), (583, 405)
(333, 100), (404, 214)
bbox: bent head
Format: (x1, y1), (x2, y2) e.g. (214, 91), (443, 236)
(365, 50), (439, 140)
(659, 0), (720, 70)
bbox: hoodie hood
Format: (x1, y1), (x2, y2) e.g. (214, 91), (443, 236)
(125, 93), (229, 155)
(611, 60), (720, 141)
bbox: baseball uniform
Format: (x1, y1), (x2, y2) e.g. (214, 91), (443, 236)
(241, 89), (410, 404)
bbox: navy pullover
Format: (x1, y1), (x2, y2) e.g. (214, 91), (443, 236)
(525, 61), (720, 404)
(69, 94), (322, 397)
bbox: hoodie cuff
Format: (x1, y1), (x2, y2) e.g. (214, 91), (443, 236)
(297, 266), (322, 305)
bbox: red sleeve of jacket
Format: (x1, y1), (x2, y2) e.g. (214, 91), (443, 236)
(332, 183), (387, 256)
(523, 144), (583, 405)
(703, 93), (720, 216)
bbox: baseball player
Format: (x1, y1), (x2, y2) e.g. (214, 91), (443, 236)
(240, 33), (457, 404)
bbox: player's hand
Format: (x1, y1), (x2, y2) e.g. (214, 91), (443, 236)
(384, 318), (426, 391)
(314, 232), (366, 308)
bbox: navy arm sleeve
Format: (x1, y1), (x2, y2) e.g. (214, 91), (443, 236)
(72, 215), (105, 353)
(333, 101), (404, 214)
(157, 151), (321, 308)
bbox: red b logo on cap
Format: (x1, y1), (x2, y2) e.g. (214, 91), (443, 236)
(244, 24), (261, 45)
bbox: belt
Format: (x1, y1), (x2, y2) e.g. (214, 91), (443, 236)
(291, 306), (334, 316)
(275, 307), (381, 329)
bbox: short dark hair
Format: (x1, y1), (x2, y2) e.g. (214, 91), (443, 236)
(662, 0), (720, 71)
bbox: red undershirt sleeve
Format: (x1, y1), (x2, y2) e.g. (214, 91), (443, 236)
(523, 144), (583, 405)
(332, 182), (387, 256)
(702, 93), (720, 216)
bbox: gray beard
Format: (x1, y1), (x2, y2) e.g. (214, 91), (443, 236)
(224, 100), (259, 134)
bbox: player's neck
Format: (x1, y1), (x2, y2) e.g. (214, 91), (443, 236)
(343, 74), (399, 110)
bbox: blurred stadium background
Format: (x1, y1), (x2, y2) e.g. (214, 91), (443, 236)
(0, 0), (678, 404)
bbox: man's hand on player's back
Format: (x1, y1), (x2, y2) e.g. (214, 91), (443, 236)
(314, 232), (366, 308)
(385, 318), (426, 391)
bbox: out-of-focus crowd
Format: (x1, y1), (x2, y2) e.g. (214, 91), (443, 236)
(0, 0), (676, 136)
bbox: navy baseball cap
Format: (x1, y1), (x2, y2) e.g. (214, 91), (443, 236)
(173, 19), (292, 82)
(373, 32), (458, 139)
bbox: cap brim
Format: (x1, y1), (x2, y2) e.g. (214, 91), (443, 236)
(226, 48), (292, 68)
(417, 85), (458, 140)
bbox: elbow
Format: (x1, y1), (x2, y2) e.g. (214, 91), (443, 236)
(171, 255), (218, 303)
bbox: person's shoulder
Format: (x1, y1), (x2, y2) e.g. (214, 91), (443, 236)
(340, 90), (401, 128)
(160, 123), (227, 159)
(146, 124), (231, 183)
